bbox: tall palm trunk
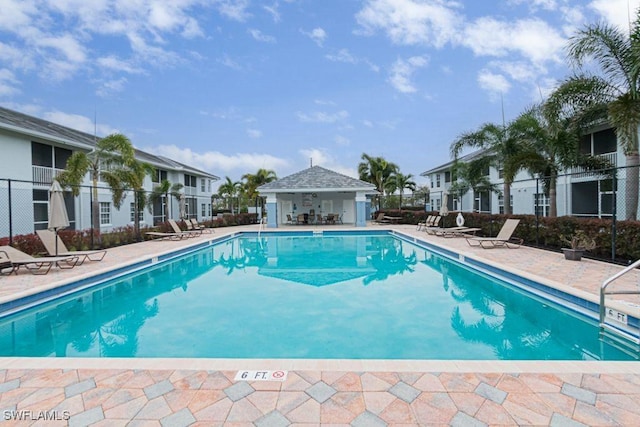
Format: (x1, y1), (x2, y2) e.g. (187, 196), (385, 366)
(503, 182), (512, 215)
(91, 171), (101, 246)
(625, 151), (640, 220)
(549, 175), (557, 218)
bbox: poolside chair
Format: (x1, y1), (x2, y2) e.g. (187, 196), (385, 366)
(465, 219), (523, 249)
(297, 214), (306, 225)
(0, 246), (79, 275)
(433, 226), (482, 238)
(168, 219), (200, 237)
(145, 230), (189, 241)
(36, 230), (107, 264)
(0, 251), (15, 275)
(373, 213), (390, 224)
(416, 215), (435, 231)
(286, 214), (295, 225)
(190, 218), (214, 233)
(424, 216), (442, 234)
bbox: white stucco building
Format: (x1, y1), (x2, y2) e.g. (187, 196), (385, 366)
(0, 106), (219, 238)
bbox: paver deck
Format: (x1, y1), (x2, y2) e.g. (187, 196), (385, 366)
(1, 223), (639, 426)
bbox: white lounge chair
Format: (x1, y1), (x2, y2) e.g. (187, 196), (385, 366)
(0, 245), (79, 275)
(168, 219), (200, 237)
(36, 230), (107, 264)
(465, 219), (523, 248)
(190, 218), (213, 233)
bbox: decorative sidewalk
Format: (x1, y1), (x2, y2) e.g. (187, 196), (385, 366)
(2, 367), (640, 426)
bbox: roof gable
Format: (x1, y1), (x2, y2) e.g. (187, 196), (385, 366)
(257, 166), (376, 192)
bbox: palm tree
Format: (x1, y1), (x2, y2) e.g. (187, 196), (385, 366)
(217, 176), (242, 214)
(547, 10), (640, 219)
(358, 154), (399, 210)
(57, 133), (137, 245)
(448, 158), (499, 212)
(387, 172), (416, 208)
(149, 180), (184, 222)
(450, 116), (536, 215)
(516, 104), (613, 217)
(112, 158), (155, 240)
(242, 168), (277, 216)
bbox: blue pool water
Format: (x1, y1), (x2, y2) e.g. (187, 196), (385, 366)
(0, 232), (636, 360)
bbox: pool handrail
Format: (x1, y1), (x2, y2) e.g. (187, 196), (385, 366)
(600, 258), (640, 343)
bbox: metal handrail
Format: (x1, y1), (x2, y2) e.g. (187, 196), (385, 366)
(599, 258), (640, 327)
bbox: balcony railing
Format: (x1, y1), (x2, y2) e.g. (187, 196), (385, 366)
(570, 152), (617, 179)
(32, 165), (65, 185)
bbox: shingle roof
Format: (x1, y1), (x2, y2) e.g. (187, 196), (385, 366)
(0, 106), (96, 148)
(257, 166), (376, 192)
(420, 149), (488, 176)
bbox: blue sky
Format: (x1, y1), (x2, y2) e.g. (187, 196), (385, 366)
(0, 0), (637, 188)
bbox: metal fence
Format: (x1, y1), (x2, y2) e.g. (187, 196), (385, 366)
(0, 178), (216, 248)
(377, 164), (640, 263)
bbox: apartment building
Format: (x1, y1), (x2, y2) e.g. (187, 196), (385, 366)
(0, 106), (218, 237)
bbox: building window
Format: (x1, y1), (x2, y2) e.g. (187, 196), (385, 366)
(201, 178), (206, 192)
(474, 191), (491, 213)
(130, 202), (144, 222)
(99, 202), (111, 225)
(436, 174), (441, 187)
(186, 197), (197, 219)
(152, 169), (168, 183)
(201, 203), (206, 217)
(498, 194), (513, 214)
(208, 179), (212, 192)
(207, 204), (211, 217)
(498, 168), (504, 179)
(534, 193), (550, 217)
(444, 171), (451, 183)
(184, 174), (196, 188)
(430, 179), (433, 188)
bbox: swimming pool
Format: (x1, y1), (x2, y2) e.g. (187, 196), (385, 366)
(0, 231), (637, 360)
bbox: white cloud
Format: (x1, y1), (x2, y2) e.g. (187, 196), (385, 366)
(149, 144), (289, 175)
(388, 55), (428, 93)
(299, 148), (357, 177)
(296, 110), (349, 123)
(0, 69), (20, 96)
(355, 0), (462, 47)
(218, 54), (243, 70)
(303, 27), (327, 47)
(507, 0), (558, 11)
(247, 128), (262, 138)
(362, 120), (373, 127)
(96, 77), (129, 98)
(325, 49), (357, 64)
(263, 3), (281, 23)
(590, 0), (640, 30)
(477, 70), (511, 98)
(462, 17), (565, 66)
(96, 56), (144, 74)
(0, 0), (251, 91)
(489, 60), (541, 83)
(42, 110), (118, 136)
(248, 28), (276, 43)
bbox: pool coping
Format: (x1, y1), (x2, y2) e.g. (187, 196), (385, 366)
(2, 356), (640, 374)
(0, 227), (638, 365)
